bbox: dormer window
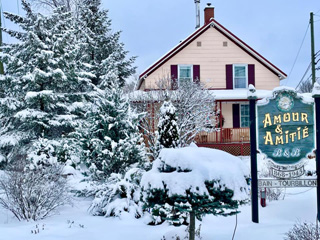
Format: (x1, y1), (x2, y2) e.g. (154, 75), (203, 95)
(233, 64), (248, 89)
(178, 65), (193, 85)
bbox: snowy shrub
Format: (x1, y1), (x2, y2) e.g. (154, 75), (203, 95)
(132, 80), (216, 159)
(0, 160), (71, 221)
(157, 100), (179, 150)
(141, 146), (249, 240)
(284, 221), (320, 240)
(83, 168), (145, 218)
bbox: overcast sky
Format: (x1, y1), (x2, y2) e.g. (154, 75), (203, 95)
(2, 0), (320, 88)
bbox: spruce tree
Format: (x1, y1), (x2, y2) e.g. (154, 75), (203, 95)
(0, 0), (94, 164)
(77, 0), (135, 88)
(157, 100), (179, 149)
(79, 81), (146, 180)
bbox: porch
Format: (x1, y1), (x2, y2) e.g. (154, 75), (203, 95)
(195, 128), (251, 156)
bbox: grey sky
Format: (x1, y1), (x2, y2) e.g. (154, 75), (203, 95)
(2, 0), (320, 88)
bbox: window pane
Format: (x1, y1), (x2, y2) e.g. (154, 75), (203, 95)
(235, 66), (246, 77)
(235, 78), (246, 88)
(240, 105), (250, 127)
(180, 66), (191, 79)
(234, 66), (247, 88)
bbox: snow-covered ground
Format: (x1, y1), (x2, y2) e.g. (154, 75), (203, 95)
(0, 181), (317, 239)
(0, 155), (317, 240)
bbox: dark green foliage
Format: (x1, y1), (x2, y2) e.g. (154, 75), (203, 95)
(157, 101), (179, 149)
(0, 1), (94, 164)
(78, 84), (146, 180)
(78, 0), (136, 88)
(144, 180), (242, 226)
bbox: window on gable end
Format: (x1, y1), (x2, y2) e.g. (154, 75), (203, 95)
(178, 65), (193, 86)
(233, 64), (248, 89)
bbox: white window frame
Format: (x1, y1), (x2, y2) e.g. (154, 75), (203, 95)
(178, 64), (193, 86)
(240, 104), (250, 128)
(233, 64), (248, 89)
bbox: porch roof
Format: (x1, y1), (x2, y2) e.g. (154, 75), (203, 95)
(129, 89), (273, 102)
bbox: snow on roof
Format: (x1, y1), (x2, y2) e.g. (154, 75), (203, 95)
(129, 89), (273, 102)
(141, 146), (249, 201)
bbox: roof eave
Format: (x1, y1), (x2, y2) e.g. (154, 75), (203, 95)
(137, 19), (287, 90)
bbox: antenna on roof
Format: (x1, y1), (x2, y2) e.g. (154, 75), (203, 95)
(194, 0), (200, 29)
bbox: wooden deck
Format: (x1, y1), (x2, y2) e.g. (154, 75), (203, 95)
(195, 128), (251, 156)
(195, 128), (250, 144)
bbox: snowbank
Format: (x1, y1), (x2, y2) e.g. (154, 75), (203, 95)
(141, 146), (249, 201)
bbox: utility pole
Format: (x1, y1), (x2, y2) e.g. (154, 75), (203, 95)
(0, 3), (4, 75)
(311, 12), (316, 86)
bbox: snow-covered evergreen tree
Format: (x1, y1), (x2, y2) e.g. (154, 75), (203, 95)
(77, 0), (135, 88)
(78, 81), (146, 180)
(157, 100), (179, 149)
(0, 0), (94, 165)
(76, 80), (147, 217)
(141, 146), (249, 240)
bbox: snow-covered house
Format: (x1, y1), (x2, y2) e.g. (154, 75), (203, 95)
(135, 4), (287, 156)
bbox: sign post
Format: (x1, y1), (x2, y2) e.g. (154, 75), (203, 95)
(253, 86), (316, 223)
(248, 85), (258, 223)
(312, 83), (320, 221)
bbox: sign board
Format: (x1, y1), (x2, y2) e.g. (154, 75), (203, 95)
(257, 89), (315, 166)
(259, 179), (317, 188)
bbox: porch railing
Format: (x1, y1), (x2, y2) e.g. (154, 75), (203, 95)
(195, 128), (250, 144)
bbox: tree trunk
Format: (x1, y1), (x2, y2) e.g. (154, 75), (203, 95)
(189, 211), (195, 240)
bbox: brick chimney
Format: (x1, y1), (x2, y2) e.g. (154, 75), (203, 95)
(204, 3), (214, 25)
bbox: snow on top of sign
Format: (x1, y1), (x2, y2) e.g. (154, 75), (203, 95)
(141, 146), (250, 201)
(257, 86), (314, 105)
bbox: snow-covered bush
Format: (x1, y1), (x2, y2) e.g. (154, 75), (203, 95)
(158, 100), (179, 149)
(132, 80), (216, 159)
(79, 167), (145, 218)
(284, 221), (320, 240)
(141, 146), (249, 240)
(0, 160), (70, 221)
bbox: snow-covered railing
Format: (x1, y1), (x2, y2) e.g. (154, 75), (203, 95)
(195, 127), (250, 144)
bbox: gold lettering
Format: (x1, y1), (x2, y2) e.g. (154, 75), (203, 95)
(292, 113), (299, 121)
(290, 132), (297, 142)
(285, 130), (289, 143)
(275, 135), (284, 145)
(274, 115), (281, 124)
(297, 127), (301, 140)
(303, 126), (309, 138)
(264, 131), (274, 145)
(301, 113), (309, 123)
(283, 113), (290, 122)
(263, 113), (272, 128)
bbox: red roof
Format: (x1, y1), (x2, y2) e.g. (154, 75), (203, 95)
(137, 19), (287, 90)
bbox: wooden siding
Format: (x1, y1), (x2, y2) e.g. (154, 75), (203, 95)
(141, 26), (280, 90)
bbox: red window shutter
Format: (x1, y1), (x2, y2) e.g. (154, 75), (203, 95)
(248, 64), (255, 86)
(233, 104), (240, 128)
(226, 64), (233, 89)
(170, 65), (178, 90)
(193, 65), (200, 84)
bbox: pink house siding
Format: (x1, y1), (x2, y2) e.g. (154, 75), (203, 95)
(140, 27), (281, 90)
